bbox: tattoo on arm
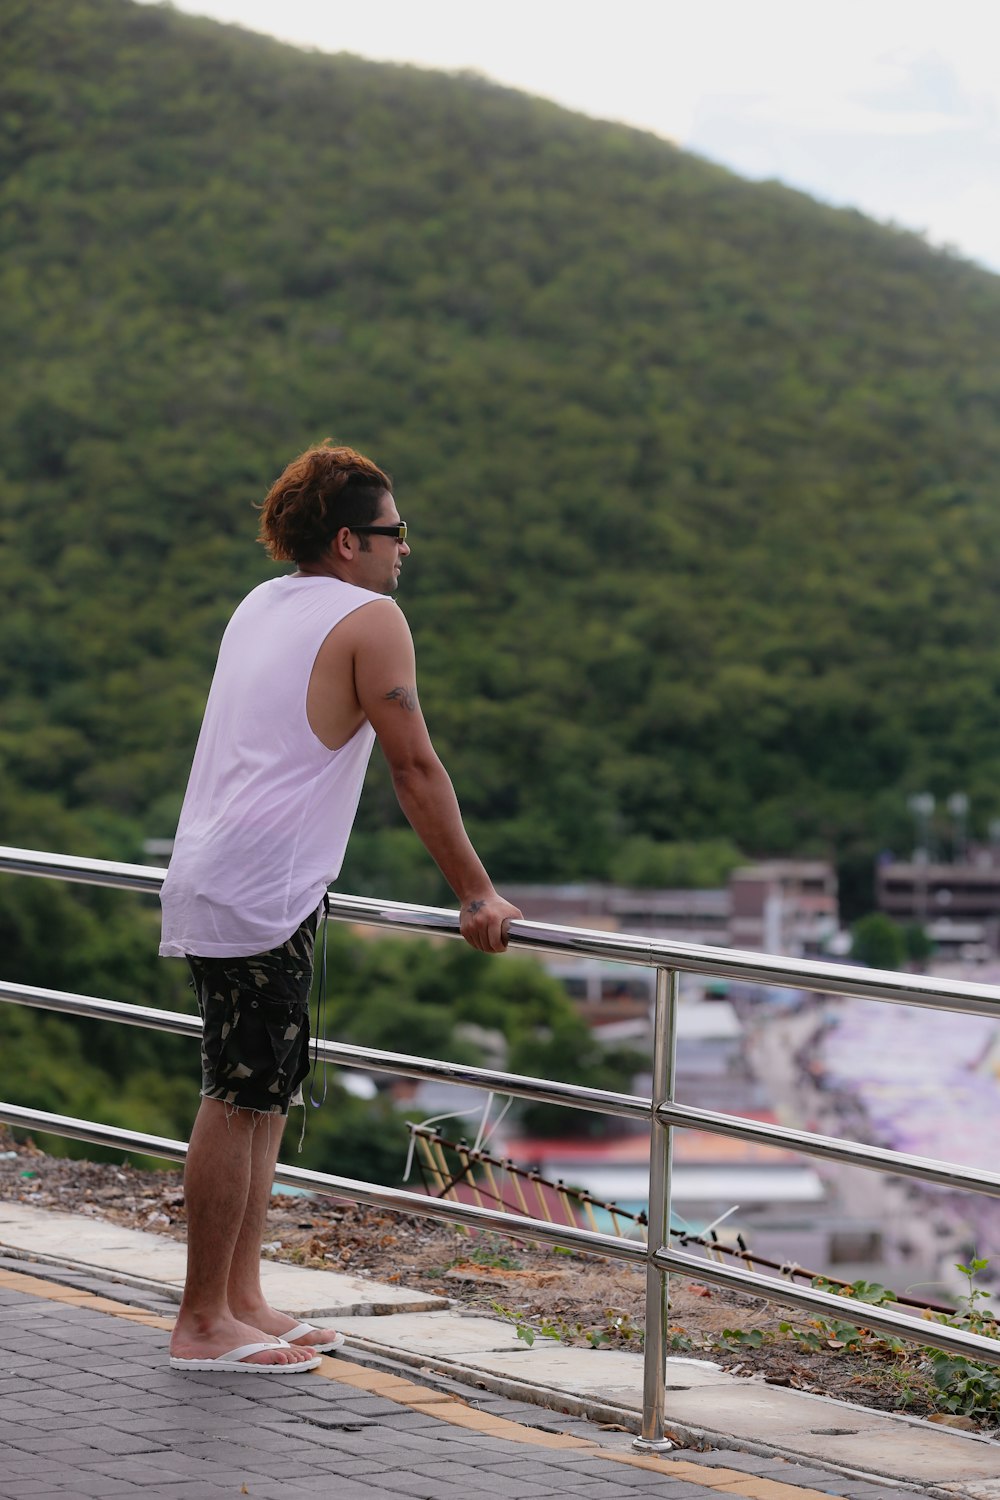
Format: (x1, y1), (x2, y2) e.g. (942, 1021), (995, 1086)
(385, 686), (417, 712)
(465, 900), (485, 915)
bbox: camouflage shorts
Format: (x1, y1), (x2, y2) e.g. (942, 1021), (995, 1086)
(186, 911), (318, 1116)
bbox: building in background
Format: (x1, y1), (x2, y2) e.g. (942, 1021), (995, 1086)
(503, 860), (839, 961)
(727, 861), (838, 958)
(876, 846), (1000, 960)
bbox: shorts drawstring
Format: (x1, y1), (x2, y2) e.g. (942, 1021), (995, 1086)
(309, 891), (331, 1111)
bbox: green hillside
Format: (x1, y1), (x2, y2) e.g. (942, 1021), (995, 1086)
(4, 0), (1000, 916)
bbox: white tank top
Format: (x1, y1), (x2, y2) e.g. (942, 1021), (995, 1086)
(159, 574), (381, 957)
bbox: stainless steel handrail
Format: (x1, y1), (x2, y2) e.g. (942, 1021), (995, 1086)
(0, 977), (649, 1120)
(5, 973), (999, 1197)
(2, 843), (1000, 1452)
(655, 1100), (1000, 1198)
(0, 1103), (647, 1266)
(4, 844), (1000, 1015)
(1, 1098), (997, 1371)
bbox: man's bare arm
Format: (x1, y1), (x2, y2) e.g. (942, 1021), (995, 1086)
(354, 605), (521, 952)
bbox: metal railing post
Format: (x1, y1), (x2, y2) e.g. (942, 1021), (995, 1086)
(634, 965), (679, 1453)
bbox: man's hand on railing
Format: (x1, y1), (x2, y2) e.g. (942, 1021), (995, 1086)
(460, 893), (522, 953)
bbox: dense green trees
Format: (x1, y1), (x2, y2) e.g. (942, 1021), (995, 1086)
(850, 914), (907, 972)
(5, 0), (1000, 893)
(3, 0), (1000, 1168)
(849, 914), (934, 971)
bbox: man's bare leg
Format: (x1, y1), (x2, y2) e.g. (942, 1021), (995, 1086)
(226, 1107), (343, 1349)
(169, 1098), (312, 1365)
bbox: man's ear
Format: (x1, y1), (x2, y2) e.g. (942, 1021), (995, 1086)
(332, 525), (355, 560)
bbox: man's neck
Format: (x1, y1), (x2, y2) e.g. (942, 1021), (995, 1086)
(295, 558), (349, 581)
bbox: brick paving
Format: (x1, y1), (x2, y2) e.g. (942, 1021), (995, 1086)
(0, 1260), (932, 1500)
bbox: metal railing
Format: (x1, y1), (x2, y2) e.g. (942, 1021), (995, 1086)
(2, 843), (1000, 1453)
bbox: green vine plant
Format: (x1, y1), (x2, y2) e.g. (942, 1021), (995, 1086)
(922, 1258), (1000, 1422)
(451, 1236), (524, 1273)
(489, 1300), (644, 1351)
(719, 1328), (769, 1350)
(778, 1277), (903, 1356)
(490, 1260), (1000, 1425)
(775, 1263), (1000, 1424)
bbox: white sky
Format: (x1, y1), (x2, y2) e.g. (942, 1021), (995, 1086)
(143, 0), (1000, 274)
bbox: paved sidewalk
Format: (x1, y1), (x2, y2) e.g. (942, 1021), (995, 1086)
(1, 1203), (998, 1499)
(0, 1262), (937, 1500)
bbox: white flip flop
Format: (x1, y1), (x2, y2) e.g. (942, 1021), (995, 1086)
(169, 1340), (322, 1373)
(282, 1321), (346, 1354)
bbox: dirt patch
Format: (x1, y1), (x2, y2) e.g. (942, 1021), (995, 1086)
(0, 1129), (993, 1433)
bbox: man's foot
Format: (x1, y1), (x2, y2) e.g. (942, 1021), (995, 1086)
(230, 1304), (345, 1353)
(169, 1341), (321, 1374)
(170, 1313), (317, 1366)
(280, 1320), (346, 1354)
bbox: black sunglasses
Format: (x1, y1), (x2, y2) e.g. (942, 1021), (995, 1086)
(351, 522), (407, 543)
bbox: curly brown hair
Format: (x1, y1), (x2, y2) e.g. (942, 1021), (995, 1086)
(257, 441), (393, 563)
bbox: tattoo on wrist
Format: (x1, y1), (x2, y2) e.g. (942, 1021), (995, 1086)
(385, 686), (417, 712)
(465, 900), (485, 915)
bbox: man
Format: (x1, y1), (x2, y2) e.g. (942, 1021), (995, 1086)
(159, 442), (521, 1372)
